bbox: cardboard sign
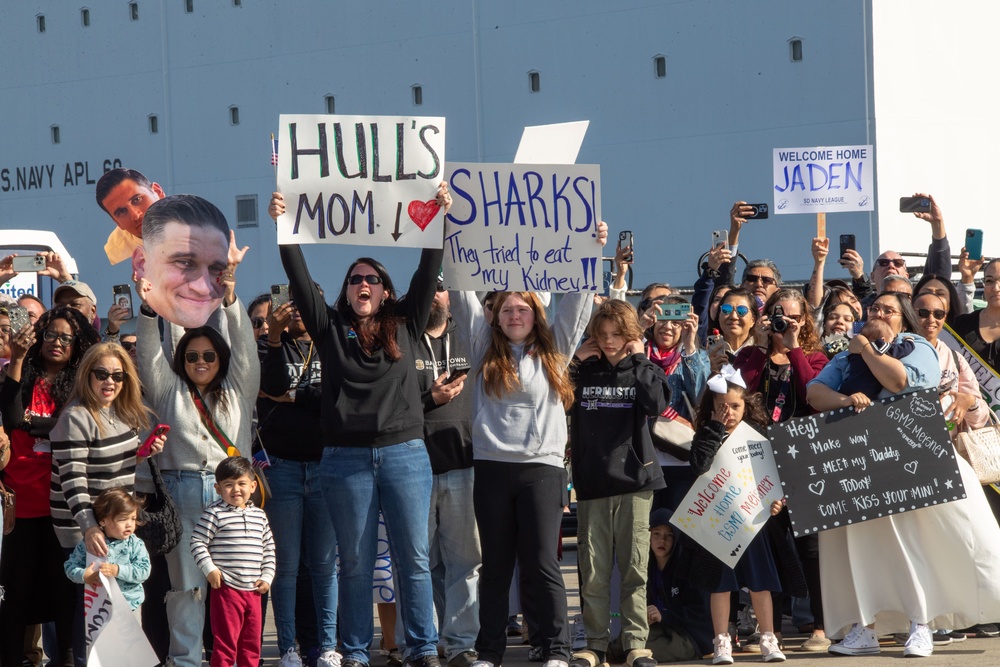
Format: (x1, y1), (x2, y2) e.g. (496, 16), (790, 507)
(670, 422), (784, 568)
(84, 559), (158, 667)
(941, 323), (1000, 415)
(772, 144), (874, 215)
(514, 121), (590, 165)
(768, 388), (967, 537)
(442, 163), (602, 292)
(276, 114), (446, 248)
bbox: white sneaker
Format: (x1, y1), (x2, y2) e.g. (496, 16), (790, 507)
(571, 614), (587, 651)
(759, 632), (785, 662)
(712, 633), (734, 665)
(279, 647), (304, 667)
(318, 650), (344, 667)
(904, 623), (934, 658)
(471, 662), (494, 667)
(542, 661), (569, 667)
(828, 624), (880, 656)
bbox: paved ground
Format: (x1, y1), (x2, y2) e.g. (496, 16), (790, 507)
(258, 539), (1000, 667)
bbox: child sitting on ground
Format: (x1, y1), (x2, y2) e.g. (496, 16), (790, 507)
(64, 487), (151, 612)
(191, 456), (275, 667)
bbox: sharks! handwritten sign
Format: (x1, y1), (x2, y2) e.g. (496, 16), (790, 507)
(276, 114), (446, 248)
(670, 422), (783, 569)
(441, 163), (602, 292)
(767, 388), (966, 537)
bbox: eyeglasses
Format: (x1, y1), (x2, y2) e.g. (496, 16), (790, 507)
(869, 305), (900, 316)
(876, 258), (906, 268)
(185, 350), (218, 363)
(744, 274), (777, 286)
(42, 330), (75, 346)
(916, 308), (946, 320)
(120, 341), (136, 352)
(773, 312), (804, 322)
(348, 274), (382, 286)
(91, 369), (127, 383)
(719, 303), (750, 317)
(250, 317), (265, 329)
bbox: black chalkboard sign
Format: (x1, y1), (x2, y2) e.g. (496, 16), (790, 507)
(767, 388), (967, 537)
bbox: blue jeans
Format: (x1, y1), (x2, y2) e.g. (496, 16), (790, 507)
(429, 467), (481, 659)
(264, 456), (339, 654)
(161, 470), (218, 667)
(320, 441), (437, 663)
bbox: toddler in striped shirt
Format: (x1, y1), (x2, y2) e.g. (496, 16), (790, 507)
(191, 457), (275, 667)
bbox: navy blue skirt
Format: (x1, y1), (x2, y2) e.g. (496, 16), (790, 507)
(713, 527), (782, 593)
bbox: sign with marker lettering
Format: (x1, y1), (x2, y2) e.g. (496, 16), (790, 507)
(670, 422), (783, 569)
(767, 388), (966, 537)
(442, 163), (602, 292)
(275, 114), (446, 248)
(772, 144), (874, 215)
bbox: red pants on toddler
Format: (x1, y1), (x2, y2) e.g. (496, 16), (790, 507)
(209, 582), (262, 667)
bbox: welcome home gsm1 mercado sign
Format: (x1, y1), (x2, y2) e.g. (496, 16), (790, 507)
(772, 144), (874, 215)
(276, 114), (446, 248)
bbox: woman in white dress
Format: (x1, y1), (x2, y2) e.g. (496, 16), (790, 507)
(806, 292), (1000, 658)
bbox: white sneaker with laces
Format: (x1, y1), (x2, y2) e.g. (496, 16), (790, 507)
(712, 633), (734, 665)
(542, 660), (569, 667)
(470, 662), (494, 667)
(318, 649), (344, 667)
(759, 632), (785, 663)
(279, 647), (304, 667)
(904, 622), (934, 658)
(828, 624), (880, 656)
(572, 614), (587, 651)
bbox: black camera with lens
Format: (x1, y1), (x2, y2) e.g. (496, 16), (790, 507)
(770, 305), (788, 333)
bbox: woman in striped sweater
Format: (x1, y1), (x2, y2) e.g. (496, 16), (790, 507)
(49, 342), (166, 664)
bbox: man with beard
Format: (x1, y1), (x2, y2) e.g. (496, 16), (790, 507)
(257, 285), (341, 667)
(413, 276), (480, 667)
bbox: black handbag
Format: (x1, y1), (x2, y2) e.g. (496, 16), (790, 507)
(136, 457), (183, 556)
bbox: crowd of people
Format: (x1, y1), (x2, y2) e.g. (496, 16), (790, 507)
(0, 171), (999, 667)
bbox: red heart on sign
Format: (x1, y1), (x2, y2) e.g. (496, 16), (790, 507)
(407, 200), (439, 231)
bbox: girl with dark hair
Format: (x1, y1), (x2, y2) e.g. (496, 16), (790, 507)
(913, 274), (962, 325)
(135, 246), (259, 667)
(450, 223), (608, 667)
(0, 306), (99, 667)
(270, 184), (451, 667)
(688, 368), (785, 664)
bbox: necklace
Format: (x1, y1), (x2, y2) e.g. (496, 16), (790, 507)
(100, 407), (116, 428)
(982, 309), (1000, 329)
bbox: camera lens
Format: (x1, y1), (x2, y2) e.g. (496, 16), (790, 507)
(771, 315), (787, 333)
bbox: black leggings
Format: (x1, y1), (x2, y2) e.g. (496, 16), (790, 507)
(474, 460), (569, 664)
(0, 517), (75, 667)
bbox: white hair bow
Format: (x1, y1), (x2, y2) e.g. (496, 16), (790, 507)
(707, 364), (746, 394)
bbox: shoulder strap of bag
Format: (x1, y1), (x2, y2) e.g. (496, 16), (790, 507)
(192, 390), (240, 457)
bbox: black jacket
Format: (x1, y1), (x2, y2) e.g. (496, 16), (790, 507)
(569, 352), (669, 501)
(256, 332), (325, 462)
(414, 318), (473, 474)
(279, 244), (443, 447)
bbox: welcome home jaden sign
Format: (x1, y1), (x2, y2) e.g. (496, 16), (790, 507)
(767, 389), (966, 537)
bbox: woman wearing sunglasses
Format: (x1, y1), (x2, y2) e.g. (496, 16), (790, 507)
(269, 184), (451, 667)
(0, 306), (99, 667)
(134, 243), (260, 667)
(706, 288), (757, 373)
(49, 342), (165, 660)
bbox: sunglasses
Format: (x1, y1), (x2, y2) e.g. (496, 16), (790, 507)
(744, 274), (777, 286)
(185, 350), (218, 363)
(92, 369), (126, 383)
(120, 341), (136, 352)
(638, 297), (665, 312)
(42, 330), (75, 346)
(719, 303), (750, 317)
(348, 274), (382, 286)
(876, 258), (906, 268)
(916, 308), (946, 320)
(250, 316), (266, 329)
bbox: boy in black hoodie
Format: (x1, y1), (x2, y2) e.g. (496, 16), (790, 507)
(568, 300), (670, 667)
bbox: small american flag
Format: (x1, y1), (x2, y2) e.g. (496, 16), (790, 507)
(252, 447), (272, 469)
(270, 135), (278, 166)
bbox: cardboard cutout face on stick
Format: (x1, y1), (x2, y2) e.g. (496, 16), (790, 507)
(132, 197), (230, 328)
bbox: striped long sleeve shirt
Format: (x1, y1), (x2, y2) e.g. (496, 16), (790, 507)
(49, 401), (139, 549)
(190, 499), (276, 591)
